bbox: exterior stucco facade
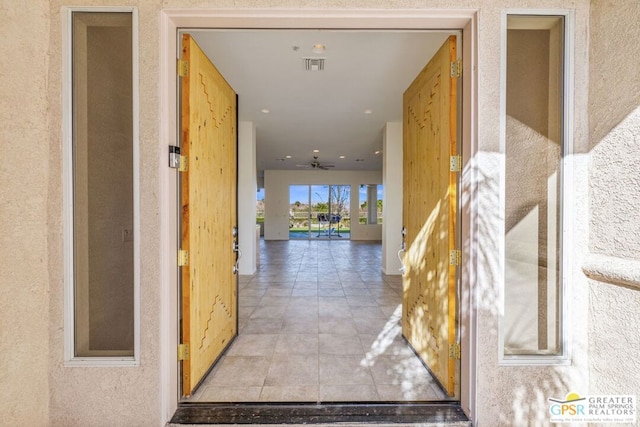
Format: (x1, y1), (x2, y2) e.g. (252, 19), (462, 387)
(1, 1), (638, 426)
(586, 0), (640, 413)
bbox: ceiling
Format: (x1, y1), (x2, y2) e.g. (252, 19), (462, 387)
(189, 29), (454, 178)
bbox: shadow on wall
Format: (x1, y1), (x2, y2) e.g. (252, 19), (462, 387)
(589, 106), (640, 257)
(463, 152), (576, 426)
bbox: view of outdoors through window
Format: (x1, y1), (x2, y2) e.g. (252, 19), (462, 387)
(286, 185), (351, 239)
(255, 185), (383, 240)
(359, 184), (383, 225)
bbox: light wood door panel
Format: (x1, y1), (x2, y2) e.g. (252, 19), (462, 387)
(180, 34), (238, 397)
(402, 35), (458, 397)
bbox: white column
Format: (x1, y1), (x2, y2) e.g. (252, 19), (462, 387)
(238, 121), (257, 275)
(382, 122), (403, 275)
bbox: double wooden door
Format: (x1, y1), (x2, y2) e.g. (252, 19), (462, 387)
(176, 32), (460, 399)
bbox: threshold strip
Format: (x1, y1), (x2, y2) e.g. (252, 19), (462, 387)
(170, 402), (470, 425)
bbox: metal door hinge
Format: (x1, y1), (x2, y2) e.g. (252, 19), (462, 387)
(178, 250), (189, 266)
(178, 59), (189, 77)
(449, 343), (461, 360)
(450, 60), (462, 78)
(449, 249), (461, 266)
(450, 155), (462, 172)
(178, 343), (190, 361)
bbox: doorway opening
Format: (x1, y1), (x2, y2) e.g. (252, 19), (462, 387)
(178, 26), (459, 407)
(162, 8), (478, 426)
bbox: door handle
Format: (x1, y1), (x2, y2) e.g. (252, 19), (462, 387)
(232, 225), (240, 274)
(232, 241), (242, 274)
(399, 226), (407, 274)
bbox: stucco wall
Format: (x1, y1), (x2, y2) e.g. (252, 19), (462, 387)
(473, 4), (591, 427)
(587, 0), (640, 411)
(47, 1), (161, 426)
(0, 0), (601, 426)
(0, 1), (51, 425)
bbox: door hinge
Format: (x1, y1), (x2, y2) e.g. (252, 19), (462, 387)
(449, 249), (461, 266)
(450, 155), (462, 172)
(168, 145), (188, 172)
(177, 59), (189, 77)
(450, 59), (462, 78)
(178, 156), (188, 172)
(178, 343), (190, 361)
(178, 249), (189, 266)
(449, 343), (461, 360)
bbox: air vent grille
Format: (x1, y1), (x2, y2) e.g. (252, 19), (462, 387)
(303, 57), (326, 71)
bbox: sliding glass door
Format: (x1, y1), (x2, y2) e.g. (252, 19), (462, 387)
(289, 185), (350, 240)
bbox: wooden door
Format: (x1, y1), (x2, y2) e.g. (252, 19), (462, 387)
(402, 35), (458, 396)
(180, 34), (238, 397)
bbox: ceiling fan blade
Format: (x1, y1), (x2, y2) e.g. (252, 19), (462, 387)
(295, 164), (310, 168)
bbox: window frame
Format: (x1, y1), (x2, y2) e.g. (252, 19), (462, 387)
(62, 6), (140, 366)
(498, 9), (575, 365)
(359, 184), (383, 225)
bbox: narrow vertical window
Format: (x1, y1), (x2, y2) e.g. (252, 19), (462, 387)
(503, 15), (566, 357)
(70, 11), (135, 358)
(359, 184), (383, 225)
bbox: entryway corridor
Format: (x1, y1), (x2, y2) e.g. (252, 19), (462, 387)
(185, 240), (448, 402)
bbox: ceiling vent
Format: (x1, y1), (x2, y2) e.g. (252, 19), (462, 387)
(303, 57), (326, 71)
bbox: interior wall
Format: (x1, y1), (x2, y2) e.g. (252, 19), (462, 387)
(0, 0), (51, 425)
(238, 121), (257, 275)
(586, 0), (640, 401)
(382, 122), (403, 275)
(264, 169), (383, 241)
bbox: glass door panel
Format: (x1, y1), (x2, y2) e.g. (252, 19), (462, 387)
(311, 185), (330, 238)
(289, 184), (352, 240)
(329, 185), (350, 239)
(289, 185), (311, 239)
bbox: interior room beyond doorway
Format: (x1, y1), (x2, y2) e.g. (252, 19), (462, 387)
(162, 9), (478, 422)
(184, 239), (451, 403)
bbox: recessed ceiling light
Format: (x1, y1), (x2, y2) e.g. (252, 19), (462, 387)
(339, 155), (345, 159)
(261, 108), (270, 114)
(364, 109), (373, 115)
(285, 155), (292, 159)
(313, 149), (320, 153)
(312, 44), (326, 54)
(374, 150), (382, 155)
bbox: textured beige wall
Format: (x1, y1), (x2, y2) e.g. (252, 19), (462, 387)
(0, 0), (51, 425)
(474, 3), (591, 425)
(587, 0), (640, 409)
(47, 2), (161, 426)
(0, 0), (597, 426)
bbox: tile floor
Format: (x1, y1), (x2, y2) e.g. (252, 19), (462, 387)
(187, 239), (446, 403)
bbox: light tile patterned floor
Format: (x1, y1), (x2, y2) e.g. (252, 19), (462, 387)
(188, 240), (446, 403)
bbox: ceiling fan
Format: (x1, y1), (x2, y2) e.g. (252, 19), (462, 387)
(295, 156), (335, 170)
